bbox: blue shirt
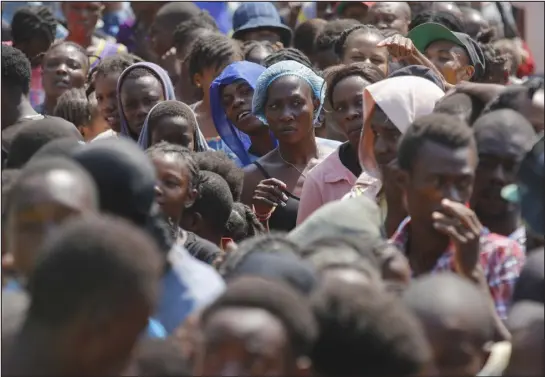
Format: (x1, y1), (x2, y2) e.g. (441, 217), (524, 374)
(153, 244), (225, 334)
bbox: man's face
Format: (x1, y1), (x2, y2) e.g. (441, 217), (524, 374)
(425, 40), (474, 84)
(401, 140), (478, 228)
(471, 129), (529, 220)
(366, 2), (410, 36)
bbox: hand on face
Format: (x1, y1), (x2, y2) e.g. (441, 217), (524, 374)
(432, 199), (483, 278)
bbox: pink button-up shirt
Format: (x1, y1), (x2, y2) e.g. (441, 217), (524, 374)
(297, 147), (359, 225)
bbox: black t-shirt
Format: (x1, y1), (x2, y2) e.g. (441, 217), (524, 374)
(184, 231), (222, 265)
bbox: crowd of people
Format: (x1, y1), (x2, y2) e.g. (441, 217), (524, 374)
(1, 1), (544, 376)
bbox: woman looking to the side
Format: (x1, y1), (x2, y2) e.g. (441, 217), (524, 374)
(241, 60), (338, 232)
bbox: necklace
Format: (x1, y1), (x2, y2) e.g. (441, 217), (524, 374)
(278, 150), (307, 178)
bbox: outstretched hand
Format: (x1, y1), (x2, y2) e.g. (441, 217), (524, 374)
(377, 34), (417, 60)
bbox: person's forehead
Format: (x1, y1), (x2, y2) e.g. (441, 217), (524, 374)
(414, 140), (476, 172)
(269, 75), (311, 95)
(371, 2), (405, 15)
(205, 307), (287, 340)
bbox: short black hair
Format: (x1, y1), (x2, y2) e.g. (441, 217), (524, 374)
(434, 92), (480, 125)
(172, 11), (219, 51)
(484, 81), (543, 115)
(186, 33), (243, 84)
(29, 137), (84, 162)
(146, 141), (200, 190)
(397, 113), (475, 171)
(473, 109), (536, 151)
(326, 62), (386, 108)
(310, 280), (431, 377)
(124, 66), (161, 82)
(5, 117), (83, 169)
(90, 52), (143, 86)
(301, 236), (381, 273)
(1, 45), (32, 94)
(474, 30), (509, 84)
(8, 156), (99, 212)
(131, 338), (191, 376)
(224, 202), (265, 243)
(512, 248), (544, 304)
(11, 5), (57, 45)
(187, 171), (233, 233)
(201, 276), (318, 358)
(53, 88), (93, 128)
(334, 24), (385, 59)
(145, 100), (197, 134)
(262, 47), (315, 70)
(315, 19), (361, 54)
(155, 1), (200, 26)
(293, 18), (327, 58)
(409, 9), (466, 33)
(218, 232), (300, 277)
(194, 150), (244, 201)
(25, 215), (162, 327)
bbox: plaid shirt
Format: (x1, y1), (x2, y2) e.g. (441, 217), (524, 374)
(391, 217), (526, 321)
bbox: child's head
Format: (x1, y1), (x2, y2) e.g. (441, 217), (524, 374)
(186, 33), (243, 95)
(53, 87), (109, 141)
(145, 101), (197, 150)
(146, 142), (199, 224)
(180, 171), (233, 246)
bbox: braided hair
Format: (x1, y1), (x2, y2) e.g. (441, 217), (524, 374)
(225, 202), (265, 243)
(11, 6), (57, 45)
(335, 24), (385, 60)
(293, 19), (327, 58)
(475, 29), (509, 83)
(326, 62), (386, 108)
(185, 33), (243, 85)
(262, 47), (314, 70)
(146, 141), (200, 191)
(315, 19), (361, 54)
(53, 88), (93, 129)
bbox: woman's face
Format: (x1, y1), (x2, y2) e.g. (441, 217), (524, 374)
(120, 73), (165, 138)
(62, 2), (102, 36)
(150, 115), (195, 150)
(222, 80), (264, 135)
(95, 73), (121, 132)
(264, 76), (318, 144)
(331, 75), (370, 150)
(370, 106), (401, 167)
(425, 40), (473, 84)
(42, 44), (89, 100)
(343, 32), (389, 75)
(152, 153), (195, 222)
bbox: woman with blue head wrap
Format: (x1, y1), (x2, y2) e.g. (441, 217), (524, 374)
(241, 60), (339, 232)
(210, 61), (278, 167)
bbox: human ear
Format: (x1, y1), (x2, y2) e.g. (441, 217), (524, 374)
(193, 73), (203, 88)
(184, 188), (199, 208)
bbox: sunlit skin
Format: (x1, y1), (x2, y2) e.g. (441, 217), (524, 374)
(342, 32), (389, 75)
(222, 80), (265, 135)
(149, 116), (195, 150)
(366, 2), (411, 36)
(331, 75), (369, 151)
(41, 44), (89, 114)
(6, 170), (97, 279)
(194, 308), (293, 376)
(152, 153), (196, 223)
(95, 73), (121, 132)
(425, 40), (474, 85)
(120, 74), (165, 139)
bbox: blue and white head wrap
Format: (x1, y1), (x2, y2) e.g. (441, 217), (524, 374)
(252, 60), (326, 127)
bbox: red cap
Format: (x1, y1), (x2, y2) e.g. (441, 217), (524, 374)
(336, 2), (375, 15)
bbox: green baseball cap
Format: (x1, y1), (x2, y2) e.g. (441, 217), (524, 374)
(407, 22), (485, 78)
